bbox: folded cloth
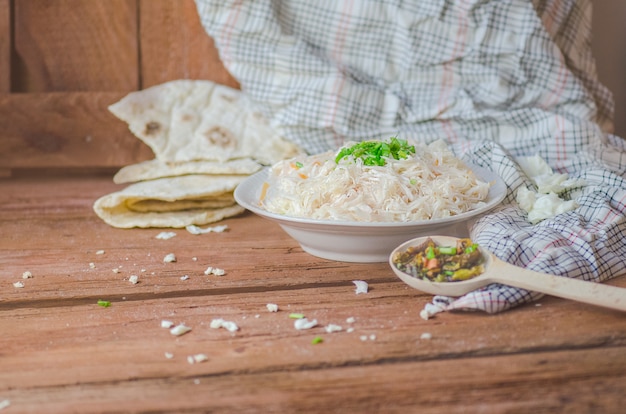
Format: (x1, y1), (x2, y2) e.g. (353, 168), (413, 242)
(195, 0), (626, 312)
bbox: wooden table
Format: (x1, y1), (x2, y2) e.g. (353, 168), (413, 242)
(1, 175), (625, 413)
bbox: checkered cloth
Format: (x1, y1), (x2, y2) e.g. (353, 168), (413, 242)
(195, 0), (626, 313)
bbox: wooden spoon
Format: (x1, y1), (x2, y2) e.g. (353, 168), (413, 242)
(389, 235), (626, 312)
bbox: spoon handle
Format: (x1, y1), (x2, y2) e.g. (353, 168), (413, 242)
(488, 258), (626, 312)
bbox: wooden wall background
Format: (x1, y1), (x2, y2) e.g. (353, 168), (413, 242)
(0, 0), (623, 177)
(0, 0), (237, 177)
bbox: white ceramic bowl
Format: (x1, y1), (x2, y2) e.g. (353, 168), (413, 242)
(234, 165), (506, 263)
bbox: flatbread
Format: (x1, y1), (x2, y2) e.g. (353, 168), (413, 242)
(128, 195), (235, 213)
(108, 80), (303, 165)
(93, 175), (246, 228)
(113, 158), (263, 184)
(96, 79), (302, 229)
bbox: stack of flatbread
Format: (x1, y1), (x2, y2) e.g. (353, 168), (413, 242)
(93, 80), (303, 228)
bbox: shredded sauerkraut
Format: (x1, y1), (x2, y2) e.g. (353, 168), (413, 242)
(261, 139), (490, 222)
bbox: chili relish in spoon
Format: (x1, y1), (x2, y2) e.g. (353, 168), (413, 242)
(392, 237), (484, 282)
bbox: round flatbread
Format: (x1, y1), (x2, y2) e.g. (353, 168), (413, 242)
(113, 158), (263, 184)
(108, 80), (303, 165)
(93, 174), (246, 228)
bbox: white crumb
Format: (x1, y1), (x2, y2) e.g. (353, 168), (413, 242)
(294, 318), (318, 330)
(156, 232), (177, 240)
(186, 224), (228, 234)
(187, 354), (209, 364)
(163, 253), (177, 263)
(353, 280), (368, 294)
(325, 324), (343, 333)
(204, 266), (226, 276)
(170, 324), (192, 336)
(210, 318), (239, 332)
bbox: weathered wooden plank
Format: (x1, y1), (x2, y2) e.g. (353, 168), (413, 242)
(0, 177), (624, 389)
(592, 1), (626, 138)
(1, 176), (625, 412)
(0, 93), (153, 170)
(2, 278), (626, 387)
(0, 0), (10, 93)
(1, 0), (241, 175)
(13, 0), (138, 92)
(139, 0), (239, 88)
(1, 336), (624, 412)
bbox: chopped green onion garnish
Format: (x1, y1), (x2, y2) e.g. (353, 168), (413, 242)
(464, 244), (478, 254)
(295, 161), (303, 168)
(335, 137), (415, 166)
(97, 300), (111, 307)
(311, 336), (324, 344)
(410, 178), (417, 185)
(438, 246), (457, 255)
(425, 246), (436, 260)
(289, 313), (305, 319)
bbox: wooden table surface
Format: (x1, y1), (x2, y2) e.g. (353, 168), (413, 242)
(1, 175), (625, 413)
